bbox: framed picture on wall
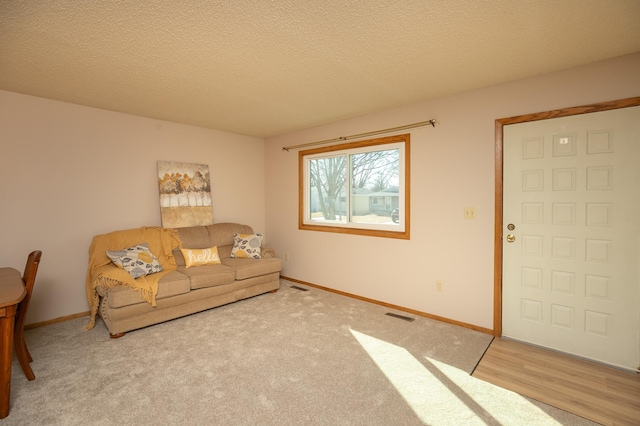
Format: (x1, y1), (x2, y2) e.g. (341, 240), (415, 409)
(157, 161), (213, 228)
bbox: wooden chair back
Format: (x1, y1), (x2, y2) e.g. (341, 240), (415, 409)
(14, 250), (42, 380)
(16, 250), (42, 330)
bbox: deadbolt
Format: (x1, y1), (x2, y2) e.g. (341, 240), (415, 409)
(506, 234), (516, 243)
(507, 223), (515, 231)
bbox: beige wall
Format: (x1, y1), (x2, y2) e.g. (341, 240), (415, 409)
(265, 52), (640, 330)
(0, 90), (266, 324)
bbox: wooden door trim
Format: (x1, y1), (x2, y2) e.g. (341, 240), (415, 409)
(493, 96), (640, 337)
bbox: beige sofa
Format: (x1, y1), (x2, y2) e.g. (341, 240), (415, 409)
(90, 223), (281, 337)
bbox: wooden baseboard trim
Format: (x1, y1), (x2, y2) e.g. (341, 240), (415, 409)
(280, 276), (493, 335)
(25, 311), (90, 330)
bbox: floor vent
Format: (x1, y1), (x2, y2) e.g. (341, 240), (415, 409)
(385, 312), (415, 322)
(290, 285), (309, 291)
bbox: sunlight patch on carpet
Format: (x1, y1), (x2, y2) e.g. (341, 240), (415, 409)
(349, 329), (564, 425)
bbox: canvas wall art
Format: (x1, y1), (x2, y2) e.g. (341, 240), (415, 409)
(158, 161), (213, 228)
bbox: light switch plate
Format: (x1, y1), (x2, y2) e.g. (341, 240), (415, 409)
(464, 207), (476, 219)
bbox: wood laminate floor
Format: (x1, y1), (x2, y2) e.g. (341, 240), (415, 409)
(472, 338), (640, 425)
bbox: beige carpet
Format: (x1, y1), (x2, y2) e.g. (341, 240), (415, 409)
(6, 280), (598, 425)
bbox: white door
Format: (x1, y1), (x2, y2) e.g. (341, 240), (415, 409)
(502, 106), (640, 371)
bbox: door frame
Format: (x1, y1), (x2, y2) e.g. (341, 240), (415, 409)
(493, 96), (640, 337)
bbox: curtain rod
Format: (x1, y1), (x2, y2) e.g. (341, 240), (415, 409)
(282, 119), (438, 151)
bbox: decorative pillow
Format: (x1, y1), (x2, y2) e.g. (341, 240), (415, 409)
(230, 233), (263, 259)
(106, 242), (163, 279)
(180, 246), (222, 268)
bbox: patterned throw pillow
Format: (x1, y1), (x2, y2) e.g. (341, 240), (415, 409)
(230, 233), (263, 259)
(180, 246), (222, 268)
(106, 242), (163, 278)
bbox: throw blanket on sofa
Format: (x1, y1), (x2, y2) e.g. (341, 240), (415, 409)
(86, 226), (181, 330)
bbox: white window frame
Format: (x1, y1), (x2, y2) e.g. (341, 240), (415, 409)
(298, 134), (410, 239)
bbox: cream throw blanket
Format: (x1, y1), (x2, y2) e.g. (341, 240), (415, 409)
(86, 226), (181, 330)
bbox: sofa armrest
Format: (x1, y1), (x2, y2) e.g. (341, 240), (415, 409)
(262, 247), (277, 258)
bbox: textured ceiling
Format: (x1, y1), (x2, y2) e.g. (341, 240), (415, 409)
(1, 1), (639, 138)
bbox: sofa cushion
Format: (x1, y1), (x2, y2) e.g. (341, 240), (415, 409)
(105, 270), (190, 308)
(206, 223), (254, 248)
(176, 226), (210, 248)
(178, 263), (236, 289)
(173, 226), (211, 266)
(221, 257), (281, 280)
(217, 245), (233, 259)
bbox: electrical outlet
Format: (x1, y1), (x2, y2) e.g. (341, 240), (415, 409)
(436, 280), (444, 292)
(285, 253), (290, 261)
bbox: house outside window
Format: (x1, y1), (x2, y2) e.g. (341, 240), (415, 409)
(299, 134), (410, 239)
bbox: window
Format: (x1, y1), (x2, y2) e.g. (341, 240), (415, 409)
(299, 134), (409, 239)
